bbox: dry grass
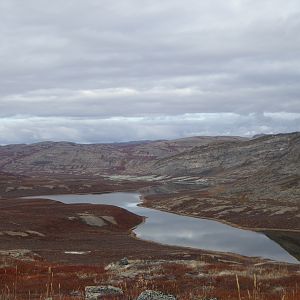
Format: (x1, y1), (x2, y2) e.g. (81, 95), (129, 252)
(0, 257), (299, 300)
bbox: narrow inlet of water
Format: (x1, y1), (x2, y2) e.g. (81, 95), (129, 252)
(36, 192), (299, 264)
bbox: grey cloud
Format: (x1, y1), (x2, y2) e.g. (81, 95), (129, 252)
(0, 0), (299, 143)
(0, 113), (299, 145)
(1, 85), (299, 119)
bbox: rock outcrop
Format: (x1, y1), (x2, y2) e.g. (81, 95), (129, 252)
(85, 285), (123, 299)
(84, 287), (177, 300)
(136, 290), (177, 300)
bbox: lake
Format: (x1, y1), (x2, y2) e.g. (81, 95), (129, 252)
(39, 192), (298, 264)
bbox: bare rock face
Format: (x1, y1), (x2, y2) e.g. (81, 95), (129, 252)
(0, 136), (246, 176)
(150, 132), (300, 178)
(149, 132), (300, 203)
(85, 285), (123, 299)
(136, 290), (177, 300)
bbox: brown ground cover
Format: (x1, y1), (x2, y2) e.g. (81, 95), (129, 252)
(1, 253), (299, 300)
(142, 190), (300, 231)
(0, 174), (299, 299)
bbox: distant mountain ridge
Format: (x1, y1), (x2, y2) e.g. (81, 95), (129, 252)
(0, 132), (299, 203)
(0, 135), (248, 176)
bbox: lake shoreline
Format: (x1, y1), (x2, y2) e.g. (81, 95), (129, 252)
(36, 192), (298, 264)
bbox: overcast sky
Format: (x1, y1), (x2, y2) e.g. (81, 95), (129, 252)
(1, 0), (299, 144)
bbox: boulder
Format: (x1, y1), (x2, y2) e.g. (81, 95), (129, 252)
(119, 257), (129, 265)
(85, 285), (123, 299)
(136, 290), (176, 300)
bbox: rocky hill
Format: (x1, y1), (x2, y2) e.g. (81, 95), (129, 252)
(139, 132), (300, 238)
(150, 133), (299, 177)
(0, 136), (246, 176)
(149, 132), (300, 199)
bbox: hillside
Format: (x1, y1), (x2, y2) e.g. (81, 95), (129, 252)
(1, 133), (299, 232)
(0, 136), (246, 175)
(149, 132), (300, 201)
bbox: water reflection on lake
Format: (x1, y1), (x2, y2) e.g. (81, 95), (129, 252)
(42, 192), (298, 264)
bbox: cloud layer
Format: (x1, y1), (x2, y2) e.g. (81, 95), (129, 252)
(1, 0), (299, 143)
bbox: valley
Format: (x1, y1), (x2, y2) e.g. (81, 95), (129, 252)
(0, 132), (299, 299)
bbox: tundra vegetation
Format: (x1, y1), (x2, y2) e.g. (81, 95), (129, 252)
(0, 133), (299, 299)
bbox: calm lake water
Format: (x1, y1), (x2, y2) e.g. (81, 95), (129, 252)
(41, 192), (298, 264)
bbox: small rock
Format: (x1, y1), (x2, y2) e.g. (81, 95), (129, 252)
(85, 285), (123, 299)
(119, 257), (129, 265)
(136, 290), (176, 300)
(70, 290), (82, 297)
